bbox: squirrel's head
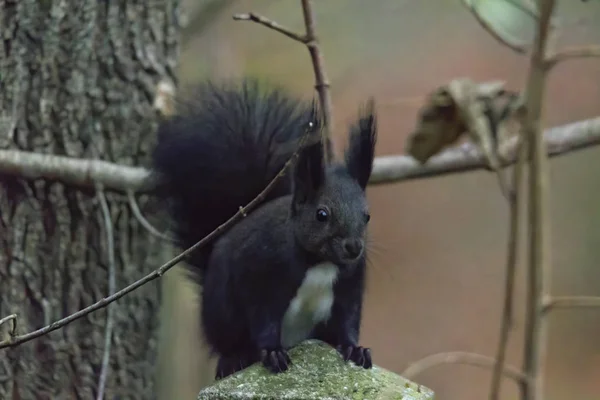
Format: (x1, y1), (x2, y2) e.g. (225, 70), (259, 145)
(291, 99), (377, 270)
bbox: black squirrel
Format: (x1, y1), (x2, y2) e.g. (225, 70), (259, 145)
(152, 78), (377, 380)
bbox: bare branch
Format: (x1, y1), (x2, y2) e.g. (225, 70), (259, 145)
(96, 188), (116, 400)
(0, 149), (153, 192)
(542, 296), (600, 313)
(232, 12), (306, 42)
(546, 45), (600, 69)
(233, 1), (335, 160)
(300, 0), (335, 159)
(0, 124), (313, 350)
(127, 190), (175, 242)
(402, 351), (527, 384)
(0, 117), (599, 192)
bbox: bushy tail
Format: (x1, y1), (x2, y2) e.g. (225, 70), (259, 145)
(152, 78), (316, 278)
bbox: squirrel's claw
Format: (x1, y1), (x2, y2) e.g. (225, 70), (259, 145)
(337, 344), (373, 369)
(261, 348), (291, 373)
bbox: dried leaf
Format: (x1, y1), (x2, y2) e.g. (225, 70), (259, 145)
(406, 78), (523, 167)
(405, 87), (465, 164)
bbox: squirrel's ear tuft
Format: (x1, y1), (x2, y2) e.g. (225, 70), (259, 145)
(345, 98), (377, 190)
(292, 110), (326, 208)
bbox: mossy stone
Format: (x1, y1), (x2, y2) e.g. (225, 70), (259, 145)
(198, 340), (434, 400)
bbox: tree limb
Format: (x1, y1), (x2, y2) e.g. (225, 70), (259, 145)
(0, 151), (154, 192)
(1, 117), (599, 192)
(369, 116), (600, 184)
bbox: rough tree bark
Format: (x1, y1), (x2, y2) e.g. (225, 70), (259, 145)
(0, 1), (180, 399)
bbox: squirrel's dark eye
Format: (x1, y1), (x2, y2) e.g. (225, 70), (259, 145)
(316, 208), (329, 222)
(365, 213), (371, 223)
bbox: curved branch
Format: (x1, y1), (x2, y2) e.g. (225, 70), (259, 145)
(127, 191), (175, 242)
(402, 351), (527, 385)
(0, 315), (17, 339)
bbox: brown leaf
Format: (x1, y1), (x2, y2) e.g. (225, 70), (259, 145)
(406, 78), (523, 168)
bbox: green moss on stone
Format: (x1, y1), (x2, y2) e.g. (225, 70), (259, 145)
(198, 340), (434, 400)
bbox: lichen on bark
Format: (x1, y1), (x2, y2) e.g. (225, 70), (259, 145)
(0, 0), (181, 398)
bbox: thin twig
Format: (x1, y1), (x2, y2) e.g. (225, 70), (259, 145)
(300, 0), (335, 160)
(542, 296), (600, 313)
(0, 125), (314, 350)
(232, 13), (306, 42)
(521, 1), (556, 399)
(490, 137), (527, 400)
(233, 1), (335, 161)
(402, 351), (527, 384)
(127, 190), (175, 242)
(546, 45), (600, 69)
(96, 187), (116, 400)
(1, 117), (599, 192)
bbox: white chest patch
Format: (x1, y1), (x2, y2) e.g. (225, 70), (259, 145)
(280, 262), (339, 349)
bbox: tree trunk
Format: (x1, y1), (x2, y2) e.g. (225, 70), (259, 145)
(0, 1), (180, 399)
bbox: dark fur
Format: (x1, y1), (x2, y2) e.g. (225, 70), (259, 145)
(152, 78), (377, 379)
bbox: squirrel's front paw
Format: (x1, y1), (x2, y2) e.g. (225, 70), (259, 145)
(337, 344), (373, 369)
(260, 347), (291, 373)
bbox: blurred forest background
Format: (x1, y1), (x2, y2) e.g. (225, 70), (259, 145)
(157, 1), (600, 400)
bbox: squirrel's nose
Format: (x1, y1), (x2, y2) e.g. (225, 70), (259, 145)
(342, 239), (364, 259)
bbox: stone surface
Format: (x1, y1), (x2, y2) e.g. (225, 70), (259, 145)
(197, 340), (435, 400)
